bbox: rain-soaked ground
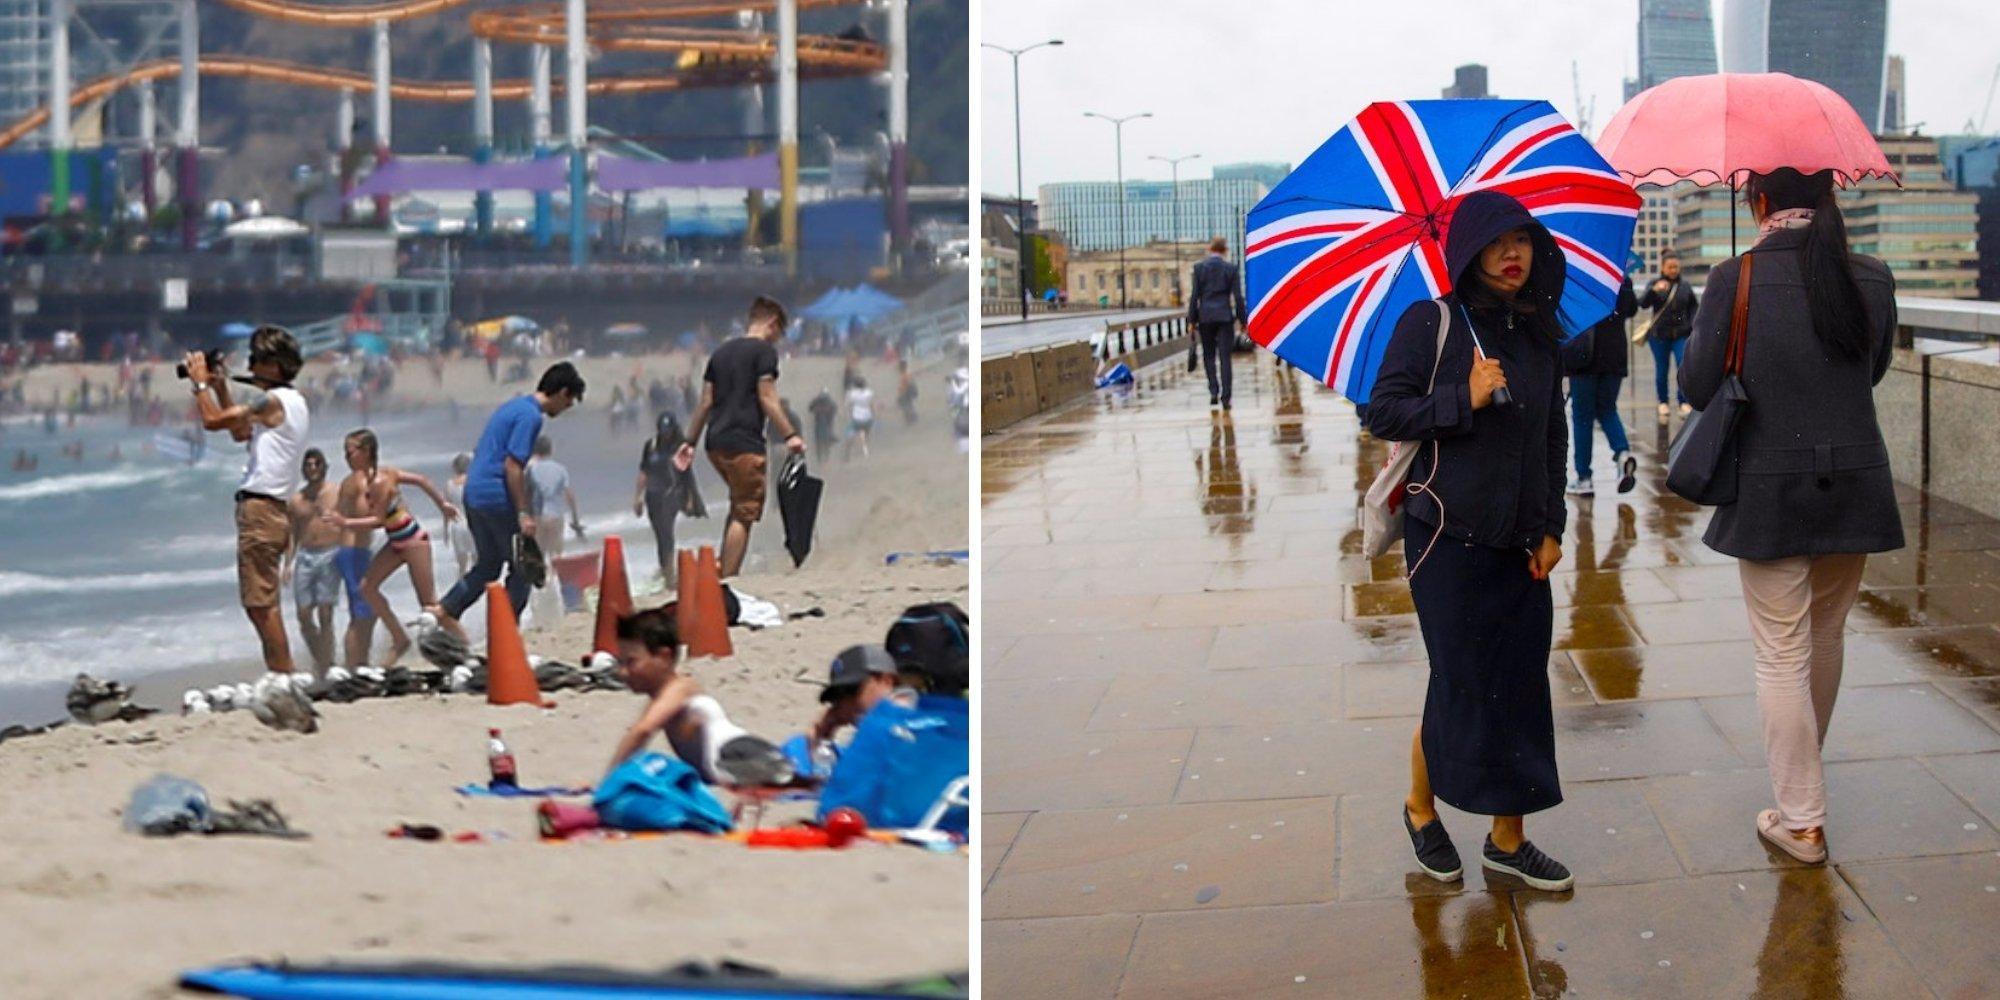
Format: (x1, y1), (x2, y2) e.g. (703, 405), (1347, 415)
(980, 352), (2000, 998)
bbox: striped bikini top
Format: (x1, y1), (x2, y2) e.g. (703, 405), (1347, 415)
(382, 495), (420, 543)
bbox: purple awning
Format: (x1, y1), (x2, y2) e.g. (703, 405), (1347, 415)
(352, 158), (568, 197)
(596, 153), (780, 193)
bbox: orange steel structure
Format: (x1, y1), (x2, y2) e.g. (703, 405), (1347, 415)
(0, 0), (886, 152)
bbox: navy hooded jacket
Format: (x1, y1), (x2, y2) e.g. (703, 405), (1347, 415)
(1364, 190), (1569, 551)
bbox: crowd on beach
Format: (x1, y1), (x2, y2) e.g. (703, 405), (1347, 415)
(152, 293), (967, 840)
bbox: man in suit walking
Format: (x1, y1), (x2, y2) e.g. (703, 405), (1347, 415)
(1188, 237), (1247, 409)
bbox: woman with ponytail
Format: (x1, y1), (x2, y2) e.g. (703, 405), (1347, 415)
(1680, 167), (1902, 865)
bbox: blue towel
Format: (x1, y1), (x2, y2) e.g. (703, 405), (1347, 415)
(453, 784), (591, 798)
(593, 753), (734, 834)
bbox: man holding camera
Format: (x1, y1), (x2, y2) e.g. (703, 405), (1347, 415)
(184, 326), (311, 676)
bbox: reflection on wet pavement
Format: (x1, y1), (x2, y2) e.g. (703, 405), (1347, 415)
(982, 354), (2000, 997)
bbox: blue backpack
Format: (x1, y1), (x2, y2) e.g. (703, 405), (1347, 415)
(593, 753), (734, 834)
(817, 695), (969, 836)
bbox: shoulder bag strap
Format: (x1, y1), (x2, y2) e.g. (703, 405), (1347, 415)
(1426, 299), (1450, 392)
(1726, 254), (1755, 375)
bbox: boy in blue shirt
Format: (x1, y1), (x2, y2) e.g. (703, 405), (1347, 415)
(439, 362), (585, 626)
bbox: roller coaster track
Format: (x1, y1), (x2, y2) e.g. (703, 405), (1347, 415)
(0, 0), (886, 151)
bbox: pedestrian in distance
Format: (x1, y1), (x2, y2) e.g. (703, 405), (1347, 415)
(1366, 190), (1574, 893)
(1680, 167), (1902, 865)
(1637, 253), (1699, 421)
(1564, 273), (1640, 496)
(1187, 237), (1247, 409)
(634, 411), (705, 587)
(679, 296), (805, 579)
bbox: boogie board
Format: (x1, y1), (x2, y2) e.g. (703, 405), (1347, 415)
(180, 963), (966, 999)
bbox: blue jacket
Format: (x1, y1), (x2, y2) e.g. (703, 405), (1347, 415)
(1187, 254), (1246, 326)
(818, 695), (968, 836)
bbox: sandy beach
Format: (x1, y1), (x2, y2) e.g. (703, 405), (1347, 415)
(0, 345), (970, 998)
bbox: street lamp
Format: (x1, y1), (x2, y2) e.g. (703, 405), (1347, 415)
(981, 38), (1062, 320)
(1148, 152), (1200, 306)
(1084, 110), (1151, 310)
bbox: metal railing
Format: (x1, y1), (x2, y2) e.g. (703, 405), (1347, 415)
(1094, 311), (1186, 359)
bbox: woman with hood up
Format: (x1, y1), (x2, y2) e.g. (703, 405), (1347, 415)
(633, 411), (707, 586)
(1365, 189), (1574, 892)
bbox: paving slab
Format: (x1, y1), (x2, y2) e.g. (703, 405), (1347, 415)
(983, 797), (1337, 919)
(981, 915), (1139, 1000)
(1119, 894), (1531, 999)
(1514, 869), (1929, 998)
(1839, 853), (2000, 999)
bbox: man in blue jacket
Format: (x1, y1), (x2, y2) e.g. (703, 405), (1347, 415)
(1187, 237), (1247, 409)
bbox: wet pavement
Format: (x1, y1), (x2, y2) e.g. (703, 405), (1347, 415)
(981, 352), (2000, 998)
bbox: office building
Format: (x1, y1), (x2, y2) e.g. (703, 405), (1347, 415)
(1037, 176), (1266, 260)
(1675, 135), (1979, 297)
(981, 234), (1019, 304)
(1637, 0), (1719, 92)
(1632, 187), (1681, 276)
(1723, 0), (1888, 131)
(1068, 241), (1209, 309)
(1442, 64), (1488, 100)
(1884, 55), (1905, 133)
(1213, 162), (1292, 191)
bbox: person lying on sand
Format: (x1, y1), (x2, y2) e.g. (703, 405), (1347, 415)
(608, 605), (793, 787)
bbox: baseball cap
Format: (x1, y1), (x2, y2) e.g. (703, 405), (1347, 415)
(819, 644), (897, 703)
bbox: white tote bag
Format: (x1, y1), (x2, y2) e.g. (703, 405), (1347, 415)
(1360, 300), (1451, 560)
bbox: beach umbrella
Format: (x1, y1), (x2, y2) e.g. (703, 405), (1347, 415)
(604, 323), (649, 339)
(219, 322), (255, 340)
(1596, 72), (1897, 254)
(223, 216), (309, 241)
(1245, 99), (1640, 403)
(776, 455), (823, 569)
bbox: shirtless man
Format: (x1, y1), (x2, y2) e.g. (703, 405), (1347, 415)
(332, 438), (382, 666)
(283, 449), (343, 675)
(606, 605), (793, 787)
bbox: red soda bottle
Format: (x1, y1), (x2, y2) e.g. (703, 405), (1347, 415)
(487, 728), (518, 789)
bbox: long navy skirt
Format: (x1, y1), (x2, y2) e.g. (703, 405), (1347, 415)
(1404, 519), (1563, 816)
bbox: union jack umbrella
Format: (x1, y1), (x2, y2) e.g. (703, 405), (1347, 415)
(1245, 99), (1641, 403)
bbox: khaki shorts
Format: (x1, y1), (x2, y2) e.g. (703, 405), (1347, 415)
(236, 495), (290, 609)
(708, 450), (768, 524)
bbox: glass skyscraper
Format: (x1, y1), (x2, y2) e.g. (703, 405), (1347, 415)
(1636, 0), (1718, 93)
(1036, 177), (1268, 260)
(1723, 0), (1888, 131)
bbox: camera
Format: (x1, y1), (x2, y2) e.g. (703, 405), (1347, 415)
(176, 349), (225, 381)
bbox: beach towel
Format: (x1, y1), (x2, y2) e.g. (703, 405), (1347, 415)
(454, 783), (591, 799)
(593, 753), (733, 835)
(817, 696), (968, 837)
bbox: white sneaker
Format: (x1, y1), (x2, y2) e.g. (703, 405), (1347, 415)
(1566, 476), (1595, 496)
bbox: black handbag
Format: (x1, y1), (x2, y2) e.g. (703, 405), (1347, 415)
(1665, 254), (1754, 505)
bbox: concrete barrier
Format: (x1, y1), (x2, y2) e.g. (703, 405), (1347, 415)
(979, 313), (1190, 433)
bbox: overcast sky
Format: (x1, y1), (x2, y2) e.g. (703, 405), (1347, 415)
(977, 0), (2000, 196)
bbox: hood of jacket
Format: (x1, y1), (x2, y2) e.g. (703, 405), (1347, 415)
(1443, 189), (1566, 311)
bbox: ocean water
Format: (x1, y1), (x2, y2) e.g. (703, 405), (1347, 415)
(0, 402), (723, 727)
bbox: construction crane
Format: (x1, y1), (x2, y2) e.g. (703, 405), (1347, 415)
(1979, 62), (2000, 134)
(1571, 60), (1596, 137)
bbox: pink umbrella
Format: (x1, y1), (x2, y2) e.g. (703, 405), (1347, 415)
(1597, 72), (1897, 188)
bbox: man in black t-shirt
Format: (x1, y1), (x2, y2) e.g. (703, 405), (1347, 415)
(681, 296), (805, 578)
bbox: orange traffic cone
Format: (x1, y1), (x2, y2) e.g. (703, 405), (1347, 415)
(675, 549), (699, 645)
(591, 536), (632, 656)
(683, 546), (734, 660)
(484, 582), (550, 707)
